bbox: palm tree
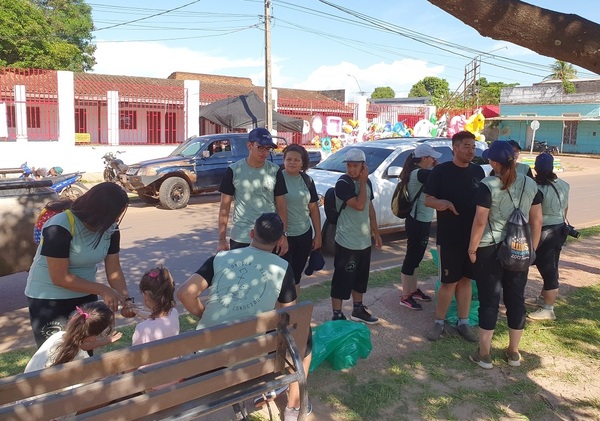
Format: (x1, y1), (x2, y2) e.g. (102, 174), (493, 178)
(545, 60), (578, 81)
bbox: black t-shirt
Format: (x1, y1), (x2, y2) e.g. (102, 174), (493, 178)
(195, 255), (297, 304)
(424, 161), (485, 246)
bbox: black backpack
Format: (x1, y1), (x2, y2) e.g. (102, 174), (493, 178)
(492, 179), (536, 272)
(391, 181), (424, 219)
(324, 175), (351, 224)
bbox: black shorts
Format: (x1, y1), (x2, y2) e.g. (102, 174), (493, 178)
(28, 294), (98, 348)
(330, 243), (371, 300)
(401, 215), (431, 276)
(283, 227), (313, 285)
(438, 244), (475, 284)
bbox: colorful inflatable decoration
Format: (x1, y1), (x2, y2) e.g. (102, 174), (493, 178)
(326, 116), (343, 137)
(413, 118), (435, 137)
(437, 114), (448, 137)
(393, 122), (411, 137)
(447, 115), (467, 137)
(464, 109), (486, 141)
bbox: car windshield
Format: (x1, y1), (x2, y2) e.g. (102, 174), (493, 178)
(169, 137), (206, 158)
(313, 146), (393, 174)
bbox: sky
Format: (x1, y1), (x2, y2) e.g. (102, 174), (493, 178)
(89, 0), (600, 101)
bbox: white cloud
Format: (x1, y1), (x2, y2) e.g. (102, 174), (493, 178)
(292, 59), (445, 98)
(92, 41), (263, 78)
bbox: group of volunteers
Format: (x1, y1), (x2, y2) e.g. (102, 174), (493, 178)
(22, 126), (571, 417)
(397, 132), (569, 370)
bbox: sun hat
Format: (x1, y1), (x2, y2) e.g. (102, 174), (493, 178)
(248, 128), (276, 148)
(535, 152), (554, 173)
(414, 144), (442, 159)
(482, 141), (514, 164)
(342, 148), (366, 162)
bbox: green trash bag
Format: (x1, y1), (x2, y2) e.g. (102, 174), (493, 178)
(309, 320), (372, 372)
(430, 248), (479, 326)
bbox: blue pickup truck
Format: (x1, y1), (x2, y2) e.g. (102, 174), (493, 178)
(122, 133), (322, 209)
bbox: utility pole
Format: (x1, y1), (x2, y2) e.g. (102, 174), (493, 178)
(264, 0), (273, 131)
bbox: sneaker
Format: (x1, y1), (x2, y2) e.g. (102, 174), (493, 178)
(332, 312), (347, 321)
(505, 350), (522, 367)
(283, 401), (313, 421)
(425, 322), (447, 341)
(456, 323), (477, 343)
(411, 288), (432, 302)
(350, 305), (379, 324)
(469, 349), (493, 369)
(400, 295), (423, 310)
(527, 308), (556, 321)
(253, 385), (289, 407)
(525, 296), (545, 308)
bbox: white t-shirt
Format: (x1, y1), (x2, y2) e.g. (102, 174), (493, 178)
(25, 331), (88, 372)
(132, 308), (180, 346)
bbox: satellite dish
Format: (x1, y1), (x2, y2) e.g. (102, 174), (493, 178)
(302, 120), (310, 135)
(311, 116), (323, 134)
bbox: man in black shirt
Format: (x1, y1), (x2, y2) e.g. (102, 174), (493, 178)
(424, 131), (485, 342)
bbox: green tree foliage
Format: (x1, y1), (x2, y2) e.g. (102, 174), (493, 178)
(545, 60), (577, 93)
(371, 86), (395, 99)
(408, 76), (450, 107)
(0, 0), (95, 71)
(476, 77), (519, 105)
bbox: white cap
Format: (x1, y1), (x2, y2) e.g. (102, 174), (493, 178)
(343, 148), (366, 162)
(414, 144), (442, 159)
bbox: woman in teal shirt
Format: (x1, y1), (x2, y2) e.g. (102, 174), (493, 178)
(26, 182), (134, 348)
(281, 144), (321, 296)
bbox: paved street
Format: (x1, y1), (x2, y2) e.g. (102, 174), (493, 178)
(1, 155), (598, 352)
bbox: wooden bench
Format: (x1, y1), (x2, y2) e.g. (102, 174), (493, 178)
(0, 302), (313, 421)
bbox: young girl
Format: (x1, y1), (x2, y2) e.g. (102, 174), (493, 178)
(131, 266), (179, 346)
(25, 302), (121, 372)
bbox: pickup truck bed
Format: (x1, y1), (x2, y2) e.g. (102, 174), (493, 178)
(122, 133), (321, 209)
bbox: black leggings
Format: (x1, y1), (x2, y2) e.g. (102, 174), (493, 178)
(283, 227), (313, 284)
(401, 215), (431, 276)
(534, 224), (566, 291)
(473, 245), (527, 331)
(28, 294), (98, 348)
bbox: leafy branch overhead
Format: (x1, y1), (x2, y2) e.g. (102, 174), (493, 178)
(427, 0), (600, 75)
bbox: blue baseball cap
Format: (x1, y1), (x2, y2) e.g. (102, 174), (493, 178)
(535, 153), (554, 172)
(248, 128), (276, 147)
(482, 141), (514, 164)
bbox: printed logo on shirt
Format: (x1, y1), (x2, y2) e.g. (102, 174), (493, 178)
(211, 261), (268, 312)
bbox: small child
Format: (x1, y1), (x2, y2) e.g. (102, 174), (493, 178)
(25, 302), (121, 372)
(132, 266), (179, 346)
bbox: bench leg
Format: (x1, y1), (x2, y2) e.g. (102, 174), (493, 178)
(232, 402), (249, 420)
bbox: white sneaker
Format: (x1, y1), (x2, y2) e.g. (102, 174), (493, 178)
(527, 308), (556, 321)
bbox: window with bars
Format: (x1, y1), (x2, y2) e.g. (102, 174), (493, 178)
(120, 110), (137, 130)
(75, 109), (87, 133)
(6, 105), (41, 128)
(563, 121), (578, 145)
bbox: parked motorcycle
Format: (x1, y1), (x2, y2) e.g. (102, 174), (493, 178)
(102, 151), (128, 187)
(533, 141), (559, 155)
(20, 162), (88, 200)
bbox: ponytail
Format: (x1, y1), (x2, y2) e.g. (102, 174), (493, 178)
(398, 153), (422, 191)
(497, 160), (517, 190)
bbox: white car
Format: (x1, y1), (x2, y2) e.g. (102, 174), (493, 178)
(307, 137), (490, 254)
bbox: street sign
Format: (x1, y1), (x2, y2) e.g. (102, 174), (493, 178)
(530, 120), (540, 131)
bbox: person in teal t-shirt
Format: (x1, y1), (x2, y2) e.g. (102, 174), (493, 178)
(330, 148), (382, 324)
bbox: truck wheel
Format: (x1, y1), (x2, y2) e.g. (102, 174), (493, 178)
(321, 221), (336, 256)
(59, 183), (88, 201)
(159, 177), (190, 209)
(137, 191), (159, 204)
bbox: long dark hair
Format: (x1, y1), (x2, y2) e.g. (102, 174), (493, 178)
(398, 152), (423, 191)
(534, 169), (557, 185)
(283, 144), (310, 171)
(139, 266), (176, 319)
(52, 302), (115, 366)
(495, 160), (517, 190)
(70, 182), (129, 247)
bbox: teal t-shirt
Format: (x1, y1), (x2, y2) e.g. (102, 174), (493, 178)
(25, 212), (117, 299)
(408, 169), (435, 222)
(283, 171), (314, 237)
(479, 174), (539, 247)
(335, 177), (374, 250)
(538, 179), (570, 226)
(196, 247), (289, 330)
(229, 159), (282, 244)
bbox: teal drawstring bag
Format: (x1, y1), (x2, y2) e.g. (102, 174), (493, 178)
(431, 248), (479, 326)
(309, 320), (372, 372)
